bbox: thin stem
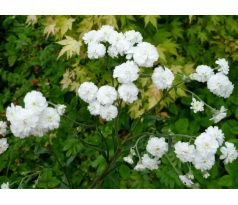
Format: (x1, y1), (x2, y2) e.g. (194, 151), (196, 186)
(165, 155), (181, 176)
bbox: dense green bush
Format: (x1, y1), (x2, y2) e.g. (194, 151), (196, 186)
(1, 15), (238, 188)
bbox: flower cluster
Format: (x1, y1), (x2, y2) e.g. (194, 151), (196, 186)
(78, 82), (118, 121)
(174, 126), (238, 176)
(79, 25), (162, 120)
(124, 136), (168, 171)
(190, 58), (234, 98)
(6, 90), (64, 138)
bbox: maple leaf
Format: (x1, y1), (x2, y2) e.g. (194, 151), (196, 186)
(57, 36), (81, 59)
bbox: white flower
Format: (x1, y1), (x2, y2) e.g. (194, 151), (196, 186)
(97, 85), (117, 105)
(210, 106), (227, 124)
(108, 45), (119, 58)
(56, 104), (66, 116)
(215, 58), (229, 75)
(146, 137), (168, 158)
(87, 43), (106, 59)
(152, 66), (174, 90)
(134, 162), (146, 171)
(87, 101), (102, 116)
(78, 82), (98, 103)
(190, 98), (204, 113)
(174, 141), (195, 163)
(98, 25), (115, 42)
(99, 105), (118, 121)
(195, 133), (219, 154)
(113, 61), (139, 84)
(131, 42), (159, 67)
(220, 142), (238, 164)
(205, 126), (224, 146)
(202, 171), (210, 179)
(193, 151), (215, 172)
(9, 108), (39, 138)
(0, 138), (9, 155)
(1, 182), (10, 189)
(82, 30), (101, 44)
(6, 103), (22, 122)
(179, 175), (193, 187)
(190, 65), (214, 83)
(24, 90), (48, 113)
(38, 107), (60, 131)
(118, 83), (139, 104)
(124, 30), (143, 46)
(207, 73), (234, 98)
(123, 155), (134, 165)
(0, 121), (7, 137)
(141, 154), (160, 171)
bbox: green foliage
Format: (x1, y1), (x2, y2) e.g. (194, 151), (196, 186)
(1, 15), (238, 189)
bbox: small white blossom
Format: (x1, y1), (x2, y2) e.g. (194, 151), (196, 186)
(87, 101), (102, 116)
(134, 162), (146, 171)
(174, 141), (195, 163)
(118, 83), (139, 104)
(215, 58), (229, 75)
(220, 142), (238, 164)
(113, 61), (139, 84)
(97, 85), (118, 105)
(190, 98), (204, 113)
(179, 175), (193, 187)
(152, 66), (174, 90)
(99, 105), (118, 121)
(193, 151), (215, 172)
(195, 133), (219, 154)
(205, 126), (224, 146)
(123, 155), (134, 165)
(82, 30), (101, 44)
(141, 154), (160, 171)
(56, 104), (66, 116)
(78, 82), (98, 104)
(210, 106), (227, 124)
(130, 42), (159, 67)
(207, 73), (234, 98)
(87, 43), (106, 59)
(0, 138), (9, 155)
(1, 182), (10, 189)
(202, 171), (210, 179)
(146, 137), (168, 158)
(124, 30), (143, 46)
(190, 65), (214, 83)
(0, 121), (7, 137)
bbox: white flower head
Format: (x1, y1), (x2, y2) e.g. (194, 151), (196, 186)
(210, 106), (227, 124)
(195, 132), (219, 154)
(220, 142), (238, 164)
(78, 82), (98, 104)
(179, 175), (193, 187)
(113, 61), (139, 84)
(131, 42), (159, 67)
(0, 121), (7, 137)
(99, 105), (118, 121)
(207, 73), (234, 98)
(82, 30), (101, 45)
(152, 66), (174, 90)
(205, 126), (224, 146)
(0, 138), (9, 155)
(141, 154), (160, 171)
(190, 65), (214, 83)
(174, 141), (195, 163)
(87, 43), (106, 59)
(55, 104), (66, 116)
(98, 25), (115, 42)
(87, 101), (102, 116)
(146, 137), (168, 159)
(193, 151), (215, 172)
(190, 98), (204, 113)
(118, 83), (139, 104)
(124, 30), (143, 46)
(1, 182), (10, 189)
(97, 85), (117, 105)
(24, 90), (48, 113)
(215, 58), (229, 75)
(123, 155), (134, 165)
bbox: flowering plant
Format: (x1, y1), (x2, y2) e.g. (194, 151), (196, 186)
(1, 16), (238, 189)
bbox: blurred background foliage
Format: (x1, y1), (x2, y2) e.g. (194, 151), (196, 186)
(1, 15), (238, 188)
